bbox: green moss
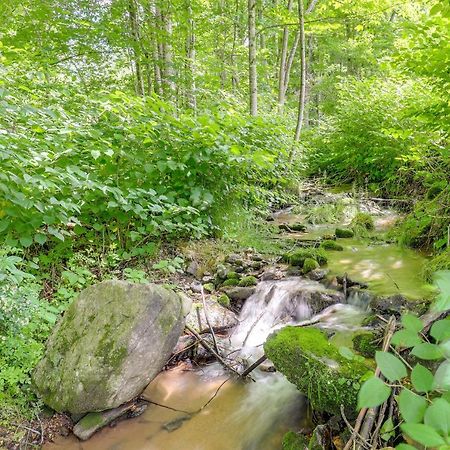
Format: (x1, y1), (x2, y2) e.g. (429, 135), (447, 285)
(282, 431), (308, 450)
(320, 240), (344, 251)
(351, 213), (375, 233)
(203, 283), (215, 292)
(352, 332), (377, 358)
(238, 276), (258, 287)
(422, 248), (450, 282)
(264, 327), (371, 415)
(76, 412), (104, 431)
(283, 248), (328, 267)
(303, 258), (319, 273)
(222, 278), (239, 287)
(289, 223), (307, 232)
(335, 228), (354, 238)
(217, 294), (231, 308)
(226, 271), (240, 280)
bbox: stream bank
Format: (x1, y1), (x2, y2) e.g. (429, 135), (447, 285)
(43, 188), (436, 450)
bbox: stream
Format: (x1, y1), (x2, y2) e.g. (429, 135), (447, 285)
(46, 193), (433, 450)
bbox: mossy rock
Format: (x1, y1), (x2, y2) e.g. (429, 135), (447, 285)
(352, 332), (378, 358)
(33, 281), (189, 414)
(289, 223), (307, 232)
(238, 276), (258, 287)
(303, 258), (319, 274)
(283, 248), (328, 267)
(351, 213), (374, 231)
(264, 327), (371, 416)
(222, 278), (239, 287)
(217, 294), (231, 308)
(320, 240), (344, 251)
(203, 283), (215, 293)
(335, 228), (354, 238)
(282, 431), (308, 450)
(226, 271), (240, 280)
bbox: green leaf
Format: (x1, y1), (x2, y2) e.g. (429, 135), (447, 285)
(411, 364), (434, 393)
(91, 150), (101, 160)
(47, 226), (65, 241)
(395, 444), (418, 450)
(433, 271), (450, 312)
(19, 235), (33, 248)
(357, 377), (391, 409)
(34, 233), (47, 245)
(430, 319), (450, 342)
(400, 423), (445, 447)
(411, 343), (444, 360)
(339, 346), (355, 360)
(380, 417), (395, 441)
(424, 398), (450, 436)
(398, 389), (427, 423)
(434, 361), (450, 391)
(375, 351), (407, 382)
(391, 329), (422, 348)
(402, 314), (423, 333)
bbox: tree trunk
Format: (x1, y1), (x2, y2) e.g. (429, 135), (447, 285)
(231, 0), (240, 91)
(248, 0), (258, 116)
(128, 0), (144, 96)
(149, 0), (163, 96)
(185, 2), (197, 111)
(293, 0), (306, 145)
(277, 0), (293, 112)
(161, 4), (176, 101)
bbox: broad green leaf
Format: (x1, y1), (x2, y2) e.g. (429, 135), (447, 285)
(395, 445), (417, 450)
(424, 398), (450, 436)
(91, 150), (101, 160)
(380, 417), (395, 441)
(391, 329), (422, 348)
(400, 423), (445, 447)
(339, 346), (355, 360)
(375, 351), (407, 382)
(34, 233), (47, 245)
(357, 377), (391, 409)
(398, 389), (427, 423)
(402, 314), (423, 333)
(433, 271), (450, 312)
(47, 226), (64, 241)
(434, 361), (450, 390)
(431, 319), (450, 342)
(19, 235), (33, 248)
(411, 364), (434, 393)
(411, 343), (444, 360)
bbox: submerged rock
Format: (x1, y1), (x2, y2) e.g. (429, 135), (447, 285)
(264, 327), (371, 416)
(33, 281), (190, 414)
(185, 296), (237, 330)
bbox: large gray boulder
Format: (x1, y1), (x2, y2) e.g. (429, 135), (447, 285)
(33, 280), (191, 414)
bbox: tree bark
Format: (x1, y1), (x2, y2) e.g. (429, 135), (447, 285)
(248, 0), (258, 116)
(293, 0), (306, 146)
(149, 0), (163, 96)
(128, 0), (144, 96)
(277, 0), (293, 112)
(160, 3), (176, 101)
(185, 2), (196, 110)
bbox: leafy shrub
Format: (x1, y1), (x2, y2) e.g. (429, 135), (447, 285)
(0, 249), (59, 408)
(356, 271), (450, 448)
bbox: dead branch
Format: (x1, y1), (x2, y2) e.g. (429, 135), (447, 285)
(200, 286), (219, 354)
(185, 325), (240, 375)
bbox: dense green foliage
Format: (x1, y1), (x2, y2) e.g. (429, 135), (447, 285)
(0, 0), (448, 445)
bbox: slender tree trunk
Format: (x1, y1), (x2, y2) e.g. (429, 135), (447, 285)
(185, 2), (197, 111)
(231, 0), (240, 91)
(161, 4), (176, 101)
(293, 0), (306, 145)
(149, 1), (163, 96)
(128, 0), (144, 96)
(248, 0), (258, 116)
(277, 0), (292, 112)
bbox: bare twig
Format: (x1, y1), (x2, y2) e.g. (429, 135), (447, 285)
(185, 325), (239, 375)
(240, 355), (268, 378)
(200, 286), (219, 353)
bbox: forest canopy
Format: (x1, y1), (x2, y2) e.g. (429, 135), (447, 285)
(0, 0), (449, 447)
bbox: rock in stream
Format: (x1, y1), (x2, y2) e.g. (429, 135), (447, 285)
(33, 280), (191, 414)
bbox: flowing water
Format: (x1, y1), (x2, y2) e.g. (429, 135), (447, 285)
(46, 279), (363, 450)
(47, 193), (431, 449)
